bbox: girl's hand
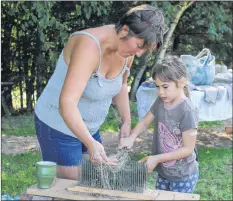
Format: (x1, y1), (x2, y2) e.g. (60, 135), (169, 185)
(139, 155), (160, 173)
(87, 140), (117, 166)
(119, 122), (131, 138)
(118, 134), (137, 150)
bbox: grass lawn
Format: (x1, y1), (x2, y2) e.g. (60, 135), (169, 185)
(1, 152), (42, 197)
(1, 103), (232, 199)
(1, 114), (35, 136)
(195, 148), (232, 200)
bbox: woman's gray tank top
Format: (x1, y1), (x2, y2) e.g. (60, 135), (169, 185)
(35, 31), (130, 137)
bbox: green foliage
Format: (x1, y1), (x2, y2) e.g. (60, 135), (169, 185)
(198, 121), (223, 128)
(2, 1), (232, 115)
(1, 1), (114, 114)
(1, 152), (42, 196)
(174, 1), (232, 65)
(158, 1), (178, 25)
(80, 1), (112, 20)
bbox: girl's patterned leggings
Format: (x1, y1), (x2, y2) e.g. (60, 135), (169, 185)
(156, 171), (199, 193)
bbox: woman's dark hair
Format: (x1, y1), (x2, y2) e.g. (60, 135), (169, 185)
(115, 4), (168, 53)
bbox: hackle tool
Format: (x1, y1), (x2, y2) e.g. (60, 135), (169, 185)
(76, 147), (148, 193)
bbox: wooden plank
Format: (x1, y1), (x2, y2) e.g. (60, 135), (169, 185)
(145, 189), (200, 200)
(67, 186), (153, 200)
(153, 191), (175, 200)
(27, 178), (131, 200)
(26, 178), (108, 200)
(1, 82), (14, 85)
(26, 178), (200, 200)
(27, 186), (105, 200)
(173, 192), (200, 200)
(157, 190), (200, 200)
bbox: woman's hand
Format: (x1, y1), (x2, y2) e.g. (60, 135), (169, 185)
(87, 140), (117, 166)
(139, 155), (160, 173)
(118, 134), (137, 150)
(119, 122), (131, 138)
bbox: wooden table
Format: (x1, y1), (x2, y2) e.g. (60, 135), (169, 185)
(25, 178), (200, 200)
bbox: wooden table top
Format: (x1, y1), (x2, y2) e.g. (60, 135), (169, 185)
(27, 178), (200, 200)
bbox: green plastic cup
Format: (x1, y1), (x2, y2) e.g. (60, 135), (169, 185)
(36, 161), (57, 189)
(36, 174), (56, 189)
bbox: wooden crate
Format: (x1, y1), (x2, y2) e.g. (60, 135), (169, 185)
(26, 178), (200, 200)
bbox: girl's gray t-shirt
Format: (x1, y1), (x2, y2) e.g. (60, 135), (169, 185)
(150, 97), (199, 181)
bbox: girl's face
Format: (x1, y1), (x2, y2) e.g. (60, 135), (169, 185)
(154, 77), (185, 105)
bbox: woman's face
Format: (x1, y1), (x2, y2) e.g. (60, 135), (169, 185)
(116, 25), (156, 58)
(117, 37), (146, 58)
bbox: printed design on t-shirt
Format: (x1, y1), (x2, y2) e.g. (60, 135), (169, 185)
(162, 160), (184, 177)
(158, 121), (182, 167)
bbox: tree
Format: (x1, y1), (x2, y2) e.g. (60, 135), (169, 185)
(174, 1), (232, 66)
(156, 1), (195, 64)
(1, 1), (114, 115)
(1, 1), (232, 114)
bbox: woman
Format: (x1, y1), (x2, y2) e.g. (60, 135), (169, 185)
(34, 4), (167, 180)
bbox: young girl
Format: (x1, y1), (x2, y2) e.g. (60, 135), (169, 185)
(119, 55), (199, 193)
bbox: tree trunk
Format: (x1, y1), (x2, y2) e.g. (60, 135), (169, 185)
(1, 14), (14, 114)
(35, 54), (45, 100)
(156, 1), (195, 64)
(1, 94), (11, 117)
(16, 26), (24, 111)
(22, 35), (33, 113)
(129, 54), (148, 101)
(19, 70), (24, 111)
(1, 83), (14, 117)
(31, 54), (37, 108)
(26, 77), (33, 112)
